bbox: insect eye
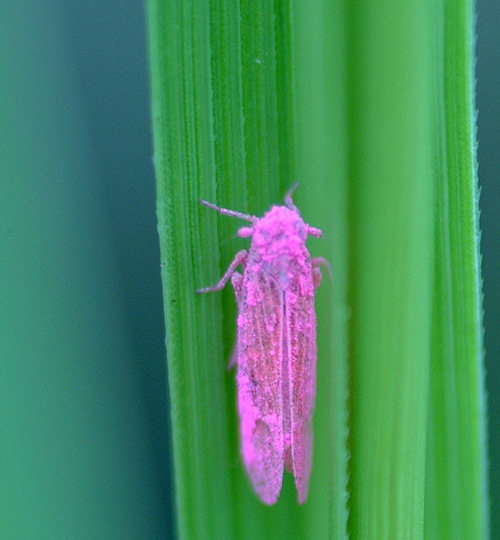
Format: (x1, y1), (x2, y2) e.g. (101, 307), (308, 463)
(294, 221), (306, 238)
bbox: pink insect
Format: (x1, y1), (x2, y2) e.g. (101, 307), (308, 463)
(197, 184), (325, 505)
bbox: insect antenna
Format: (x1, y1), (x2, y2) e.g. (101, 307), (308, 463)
(284, 182), (300, 211)
(199, 200), (257, 223)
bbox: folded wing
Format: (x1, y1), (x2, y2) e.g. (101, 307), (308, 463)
(235, 271), (284, 505)
(287, 276), (317, 504)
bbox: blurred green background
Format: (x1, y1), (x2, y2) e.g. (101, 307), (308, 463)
(0, 1), (497, 539)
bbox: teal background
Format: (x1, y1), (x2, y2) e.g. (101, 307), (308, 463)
(0, 1), (497, 539)
(1, 2), (172, 539)
(477, 1), (500, 537)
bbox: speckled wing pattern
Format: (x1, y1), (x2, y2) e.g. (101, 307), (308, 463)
(234, 259), (319, 505)
(234, 269), (285, 505)
(286, 265), (319, 504)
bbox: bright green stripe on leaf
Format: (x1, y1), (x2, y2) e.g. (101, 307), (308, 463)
(425, 0), (489, 538)
(292, 0), (350, 538)
(346, 0), (434, 538)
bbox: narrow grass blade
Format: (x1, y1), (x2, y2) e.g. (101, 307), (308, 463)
(147, 0), (347, 538)
(424, 0), (489, 538)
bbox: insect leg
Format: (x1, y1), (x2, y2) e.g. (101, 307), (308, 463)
(231, 271), (244, 302)
(312, 256), (331, 286)
(312, 257), (331, 271)
(196, 250), (248, 294)
(225, 271), (244, 371)
(227, 344), (238, 371)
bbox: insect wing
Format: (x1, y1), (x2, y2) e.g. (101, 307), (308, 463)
(236, 269), (284, 505)
(287, 276), (317, 504)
